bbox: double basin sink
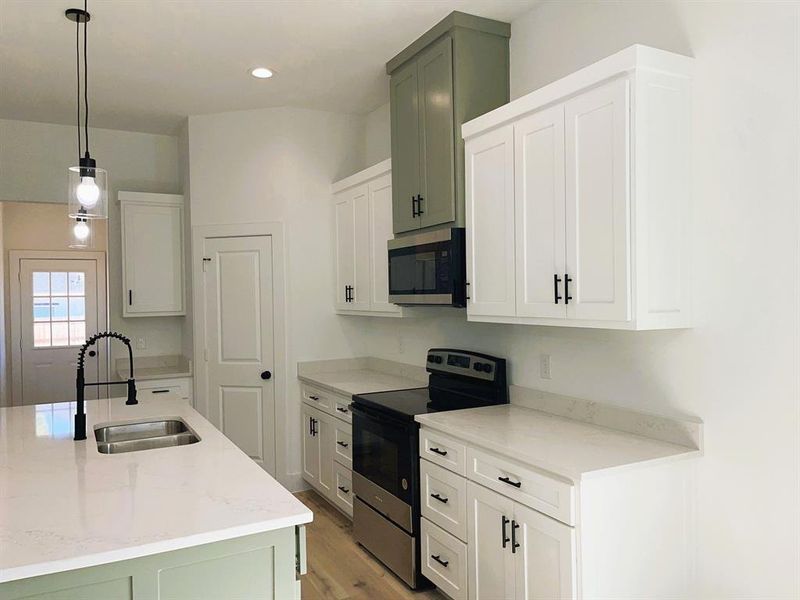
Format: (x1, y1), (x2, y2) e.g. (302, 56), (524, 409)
(95, 419), (200, 454)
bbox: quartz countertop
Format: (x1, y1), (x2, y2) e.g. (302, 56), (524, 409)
(115, 354), (191, 381)
(416, 404), (700, 483)
(0, 397), (312, 583)
(297, 358), (426, 397)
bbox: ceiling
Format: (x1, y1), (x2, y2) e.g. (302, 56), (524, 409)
(1, 0), (537, 135)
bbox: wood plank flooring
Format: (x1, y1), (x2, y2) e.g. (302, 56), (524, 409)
(295, 490), (445, 600)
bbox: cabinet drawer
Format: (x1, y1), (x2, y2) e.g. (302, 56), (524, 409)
(420, 428), (466, 476)
(421, 458), (467, 541)
(333, 418), (352, 469)
(466, 446), (575, 526)
(421, 517), (468, 600)
(332, 397), (352, 423)
(136, 378), (191, 401)
(332, 462), (353, 518)
(301, 384), (332, 411)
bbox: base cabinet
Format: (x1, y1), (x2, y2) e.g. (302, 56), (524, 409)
(300, 383), (354, 518)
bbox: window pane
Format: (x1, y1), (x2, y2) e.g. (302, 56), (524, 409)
(51, 273), (68, 295)
(69, 321), (86, 346)
(33, 299), (50, 322)
(51, 322), (69, 346)
(69, 297), (85, 320)
(68, 272), (85, 296)
(33, 323), (51, 347)
(33, 272), (49, 296)
(50, 297), (68, 321)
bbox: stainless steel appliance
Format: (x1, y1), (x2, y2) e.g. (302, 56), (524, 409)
(350, 349), (508, 588)
(387, 228), (466, 307)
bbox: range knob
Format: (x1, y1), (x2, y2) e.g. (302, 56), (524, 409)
(473, 362), (483, 371)
(483, 363), (494, 374)
(427, 354), (435, 363)
(434, 355), (443, 364)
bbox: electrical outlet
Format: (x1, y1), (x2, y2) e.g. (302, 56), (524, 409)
(540, 354), (551, 379)
(136, 337), (146, 350)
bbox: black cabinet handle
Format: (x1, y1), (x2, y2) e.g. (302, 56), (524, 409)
(336, 407), (349, 413)
(412, 195), (418, 218)
(431, 554), (449, 568)
(553, 274), (562, 304)
(498, 475), (521, 488)
(336, 440), (349, 448)
(512, 520), (521, 553)
(417, 195), (425, 215)
(565, 274), (573, 304)
(430, 492), (448, 504)
(128, 289), (132, 306)
(429, 447), (448, 456)
(338, 485), (350, 494)
(151, 389), (169, 394)
(501, 515), (510, 548)
(309, 395), (320, 401)
(311, 418), (317, 436)
(308, 417), (313, 435)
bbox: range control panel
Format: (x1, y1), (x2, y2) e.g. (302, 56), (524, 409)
(426, 349), (504, 383)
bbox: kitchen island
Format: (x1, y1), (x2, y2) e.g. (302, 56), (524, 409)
(0, 396), (311, 599)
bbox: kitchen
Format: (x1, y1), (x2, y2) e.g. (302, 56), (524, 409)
(1, 1), (798, 599)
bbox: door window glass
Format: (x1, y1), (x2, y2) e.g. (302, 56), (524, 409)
(32, 272), (87, 348)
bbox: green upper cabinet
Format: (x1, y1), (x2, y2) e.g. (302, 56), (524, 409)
(387, 12), (510, 235)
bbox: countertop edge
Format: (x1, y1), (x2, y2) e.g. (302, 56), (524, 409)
(297, 373), (424, 398)
(0, 512), (313, 584)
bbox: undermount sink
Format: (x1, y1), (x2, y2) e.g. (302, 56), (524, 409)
(94, 419), (200, 454)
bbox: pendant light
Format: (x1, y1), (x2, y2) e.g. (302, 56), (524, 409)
(66, 1), (107, 222)
(69, 215), (94, 249)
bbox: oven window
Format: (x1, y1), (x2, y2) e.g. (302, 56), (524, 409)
(358, 427), (400, 496)
(388, 242), (451, 295)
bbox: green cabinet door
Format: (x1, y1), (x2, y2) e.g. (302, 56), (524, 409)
(390, 60), (422, 234)
(417, 35), (456, 229)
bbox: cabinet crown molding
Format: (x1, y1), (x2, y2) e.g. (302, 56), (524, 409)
(118, 191), (184, 206)
(331, 159), (391, 194)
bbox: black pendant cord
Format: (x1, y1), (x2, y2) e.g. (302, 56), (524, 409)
(83, 0), (89, 158)
(76, 15), (81, 158)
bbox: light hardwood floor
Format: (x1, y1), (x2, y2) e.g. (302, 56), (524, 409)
(295, 490), (445, 600)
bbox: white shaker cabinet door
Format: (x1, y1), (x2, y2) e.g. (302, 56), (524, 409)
(334, 190), (356, 311)
(301, 404), (320, 486)
(514, 104), (567, 319)
(467, 482), (516, 600)
(368, 174), (401, 314)
(465, 124), (516, 318)
(513, 502), (577, 600)
(564, 77), (631, 322)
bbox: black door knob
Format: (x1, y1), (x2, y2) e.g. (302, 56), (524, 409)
(261, 370), (272, 380)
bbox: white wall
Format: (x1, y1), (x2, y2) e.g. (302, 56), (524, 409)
(357, 2), (800, 597)
(0, 119), (185, 362)
(364, 102), (391, 165)
(188, 106), (369, 489)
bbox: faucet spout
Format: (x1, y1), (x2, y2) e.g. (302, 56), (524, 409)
(74, 331), (138, 441)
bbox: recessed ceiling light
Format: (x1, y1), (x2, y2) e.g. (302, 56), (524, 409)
(250, 67), (274, 79)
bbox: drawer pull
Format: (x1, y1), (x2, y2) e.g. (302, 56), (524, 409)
(151, 389), (170, 394)
(431, 554), (449, 568)
(336, 406), (349, 413)
(336, 441), (349, 448)
(309, 395), (320, 401)
(429, 447), (448, 456)
(498, 475), (521, 488)
(338, 485), (350, 494)
(430, 492), (448, 504)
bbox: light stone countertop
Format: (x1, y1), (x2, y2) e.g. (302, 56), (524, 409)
(297, 357), (427, 397)
(416, 404), (700, 483)
(115, 354), (192, 382)
(0, 397), (312, 583)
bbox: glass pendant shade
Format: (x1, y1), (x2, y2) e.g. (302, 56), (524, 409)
(69, 216), (94, 249)
(68, 162), (107, 219)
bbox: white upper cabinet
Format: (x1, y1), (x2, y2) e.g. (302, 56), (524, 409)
(332, 160), (402, 317)
(120, 191), (185, 317)
(462, 45), (693, 330)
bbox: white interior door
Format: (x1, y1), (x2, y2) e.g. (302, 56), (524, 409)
(565, 77), (631, 322)
(14, 258), (103, 405)
(203, 235), (276, 474)
(465, 124), (516, 318)
(515, 104), (568, 319)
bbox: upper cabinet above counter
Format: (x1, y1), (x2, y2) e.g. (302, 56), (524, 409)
(463, 45), (693, 330)
(387, 11), (510, 235)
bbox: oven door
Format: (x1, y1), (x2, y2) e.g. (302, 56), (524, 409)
(351, 404), (416, 506)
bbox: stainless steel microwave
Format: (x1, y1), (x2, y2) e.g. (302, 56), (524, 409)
(387, 228), (466, 307)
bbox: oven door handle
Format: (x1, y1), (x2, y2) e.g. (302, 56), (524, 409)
(349, 403), (414, 428)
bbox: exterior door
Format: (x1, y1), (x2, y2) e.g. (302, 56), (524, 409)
(514, 502), (576, 600)
(202, 235), (276, 474)
(515, 105), (568, 319)
(390, 59), (422, 233)
(565, 77), (631, 322)
(14, 257), (103, 405)
(301, 404), (320, 485)
(465, 124), (516, 318)
(417, 35), (455, 229)
(367, 174), (401, 315)
(468, 481), (516, 600)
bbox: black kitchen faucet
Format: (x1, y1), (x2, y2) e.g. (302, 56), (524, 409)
(74, 331), (137, 441)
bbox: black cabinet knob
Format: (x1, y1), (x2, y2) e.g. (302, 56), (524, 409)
(261, 370), (272, 380)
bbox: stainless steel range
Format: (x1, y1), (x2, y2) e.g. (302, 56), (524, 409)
(350, 349), (508, 588)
